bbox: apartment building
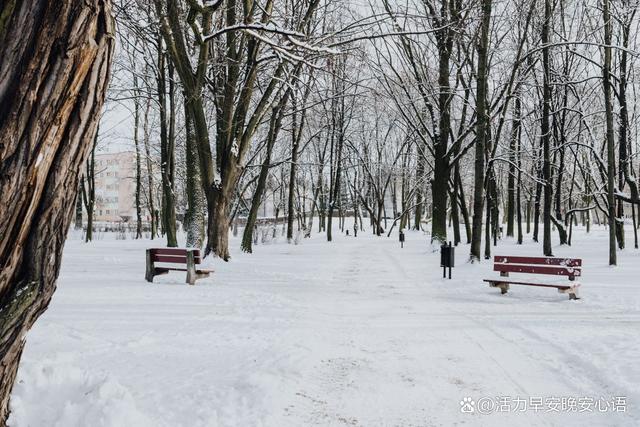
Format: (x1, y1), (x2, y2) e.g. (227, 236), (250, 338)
(93, 151), (139, 222)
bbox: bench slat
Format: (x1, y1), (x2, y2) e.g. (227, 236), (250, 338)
(155, 267), (187, 272)
(152, 253), (202, 264)
(494, 255), (581, 267)
(483, 279), (571, 290)
(153, 255), (187, 264)
(155, 267), (214, 273)
(494, 263), (581, 277)
(150, 248), (201, 257)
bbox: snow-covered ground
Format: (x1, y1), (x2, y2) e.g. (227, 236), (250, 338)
(9, 223), (640, 426)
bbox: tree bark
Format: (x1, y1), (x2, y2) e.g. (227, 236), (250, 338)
(616, 4), (635, 250)
(506, 93), (520, 237)
(133, 79), (143, 239)
(158, 46), (177, 247)
(533, 164), (542, 241)
(183, 102), (205, 248)
(287, 102), (300, 242)
(153, 0), (215, 251)
(242, 105), (285, 252)
(413, 143), (425, 230)
(457, 171), (472, 244)
(516, 96), (524, 244)
(287, 76), (311, 242)
(602, 0), (617, 265)
(470, 0), (492, 261)
(81, 139), (97, 242)
(327, 59), (346, 242)
(542, 0), (554, 256)
(0, 1), (113, 422)
(74, 182), (83, 230)
(431, 45), (452, 245)
(142, 99), (156, 239)
(484, 189), (492, 259)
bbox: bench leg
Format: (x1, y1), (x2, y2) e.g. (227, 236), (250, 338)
(489, 282), (509, 294)
(145, 249), (155, 283)
(496, 273), (509, 294)
(558, 285), (581, 300)
(186, 250), (196, 285)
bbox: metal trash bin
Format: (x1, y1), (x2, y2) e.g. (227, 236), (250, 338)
(440, 241), (455, 279)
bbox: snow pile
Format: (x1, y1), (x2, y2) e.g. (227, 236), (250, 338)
(8, 361), (151, 427)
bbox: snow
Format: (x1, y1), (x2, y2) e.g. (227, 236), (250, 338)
(10, 361), (150, 427)
(9, 223), (640, 426)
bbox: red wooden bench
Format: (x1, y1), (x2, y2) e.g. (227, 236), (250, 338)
(145, 248), (213, 285)
(483, 255), (581, 300)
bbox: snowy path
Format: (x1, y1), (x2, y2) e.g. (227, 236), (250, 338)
(10, 227), (640, 426)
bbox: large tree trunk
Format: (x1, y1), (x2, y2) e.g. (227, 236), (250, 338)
(133, 85), (143, 239)
(450, 149), (461, 245)
(158, 47), (178, 247)
(153, 0), (209, 248)
(506, 95), (519, 238)
(142, 99), (157, 239)
(242, 106), (284, 252)
(431, 46), (452, 245)
(183, 103), (205, 248)
(81, 140), (97, 242)
(533, 164), (542, 241)
(413, 144), (425, 231)
(541, 0), (554, 256)
(602, 0), (617, 265)
(74, 183), (84, 230)
(400, 146), (410, 232)
(207, 187), (233, 260)
(306, 164), (325, 237)
(450, 180), (461, 245)
(287, 107), (300, 242)
(470, 0), (492, 261)
(0, 1), (114, 422)
(327, 67), (346, 243)
(484, 187), (492, 259)
(617, 4), (635, 250)
(457, 170), (472, 244)
(516, 97), (524, 245)
(287, 79), (310, 242)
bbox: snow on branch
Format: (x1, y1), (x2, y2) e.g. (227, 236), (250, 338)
(185, 0), (224, 14)
(204, 23), (304, 42)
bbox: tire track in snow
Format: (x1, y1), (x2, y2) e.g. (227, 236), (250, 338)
(507, 321), (640, 415)
(453, 308), (639, 425)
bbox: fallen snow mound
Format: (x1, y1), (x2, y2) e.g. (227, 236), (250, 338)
(8, 361), (151, 427)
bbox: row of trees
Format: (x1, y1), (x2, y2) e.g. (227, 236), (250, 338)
(3, 0), (640, 420)
(102, 0), (640, 265)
